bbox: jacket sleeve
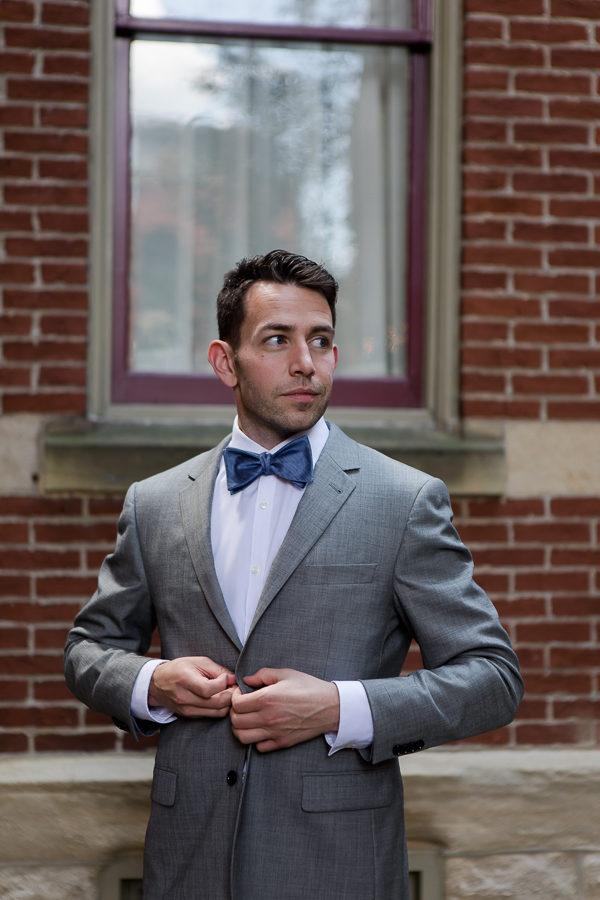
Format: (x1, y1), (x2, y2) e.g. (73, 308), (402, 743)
(63, 484), (157, 736)
(361, 477), (524, 765)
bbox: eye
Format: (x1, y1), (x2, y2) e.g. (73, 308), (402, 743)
(265, 334), (286, 346)
(312, 335), (331, 349)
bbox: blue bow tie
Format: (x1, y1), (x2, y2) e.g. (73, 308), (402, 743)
(223, 435), (314, 495)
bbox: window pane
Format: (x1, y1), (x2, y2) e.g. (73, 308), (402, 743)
(128, 38), (409, 379)
(129, 0), (412, 29)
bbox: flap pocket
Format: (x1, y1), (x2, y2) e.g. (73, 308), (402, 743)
(299, 564), (377, 585)
(151, 766), (177, 807)
(301, 770), (392, 813)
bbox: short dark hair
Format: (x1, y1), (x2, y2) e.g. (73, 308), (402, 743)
(216, 249), (337, 348)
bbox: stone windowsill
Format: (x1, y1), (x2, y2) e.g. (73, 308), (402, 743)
(42, 421), (505, 496)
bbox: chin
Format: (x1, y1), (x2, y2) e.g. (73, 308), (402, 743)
(286, 412), (323, 434)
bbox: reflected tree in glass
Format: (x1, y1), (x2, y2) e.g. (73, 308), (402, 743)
(129, 35), (408, 380)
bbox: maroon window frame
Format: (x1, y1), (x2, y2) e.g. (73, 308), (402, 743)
(111, 0), (433, 408)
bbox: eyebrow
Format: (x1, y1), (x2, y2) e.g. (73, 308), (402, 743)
(259, 322), (335, 336)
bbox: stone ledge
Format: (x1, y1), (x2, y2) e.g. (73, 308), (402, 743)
(400, 748), (600, 854)
(42, 420), (505, 496)
(400, 747), (600, 778)
(0, 753), (154, 866)
(3, 748), (595, 786)
(0, 753), (155, 786)
(1, 750), (599, 900)
(1, 749), (599, 860)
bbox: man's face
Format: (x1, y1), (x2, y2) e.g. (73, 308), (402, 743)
(227, 280), (338, 448)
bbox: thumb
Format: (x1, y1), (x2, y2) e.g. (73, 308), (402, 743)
(207, 670), (235, 692)
(243, 667), (281, 688)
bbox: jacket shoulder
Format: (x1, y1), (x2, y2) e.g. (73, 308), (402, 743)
(326, 421), (438, 493)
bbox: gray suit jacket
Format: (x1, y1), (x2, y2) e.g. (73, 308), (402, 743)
(64, 424), (523, 900)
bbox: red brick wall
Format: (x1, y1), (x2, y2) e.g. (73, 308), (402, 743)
(0, 1), (599, 753)
(459, 0), (600, 749)
(454, 497), (600, 746)
(462, 0), (600, 421)
(0, 0), (89, 418)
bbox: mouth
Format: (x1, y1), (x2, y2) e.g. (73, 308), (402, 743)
(283, 387), (320, 401)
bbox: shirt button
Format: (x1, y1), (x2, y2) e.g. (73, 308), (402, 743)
(226, 770), (237, 786)
(250, 566), (260, 575)
(259, 501), (268, 509)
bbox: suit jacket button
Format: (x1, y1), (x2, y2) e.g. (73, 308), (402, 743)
(226, 770), (237, 786)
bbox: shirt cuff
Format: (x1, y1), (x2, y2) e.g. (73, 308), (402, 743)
(324, 680), (374, 755)
(130, 659), (177, 724)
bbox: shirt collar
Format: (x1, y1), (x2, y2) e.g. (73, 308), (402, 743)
(229, 416), (329, 467)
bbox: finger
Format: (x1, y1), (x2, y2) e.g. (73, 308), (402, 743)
(230, 689), (264, 714)
(192, 657), (236, 680)
(178, 703), (231, 719)
(175, 688), (235, 718)
(242, 668), (280, 688)
(255, 738), (280, 753)
(229, 708), (268, 730)
(188, 670), (232, 700)
(241, 672), (267, 688)
(180, 685), (235, 711)
(231, 725), (273, 746)
(203, 685), (236, 708)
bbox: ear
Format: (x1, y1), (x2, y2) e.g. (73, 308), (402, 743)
(333, 343), (339, 369)
(207, 340), (238, 388)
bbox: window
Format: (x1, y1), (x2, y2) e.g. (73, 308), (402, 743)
(106, 0), (433, 409)
(90, 1), (462, 428)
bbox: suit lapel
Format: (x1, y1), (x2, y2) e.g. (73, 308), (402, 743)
(247, 424), (359, 637)
(179, 437), (243, 651)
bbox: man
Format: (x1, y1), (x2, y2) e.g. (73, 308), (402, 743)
(64, 249), (523, 899)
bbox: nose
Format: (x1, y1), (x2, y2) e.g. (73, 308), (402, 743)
(290, 340), (315, 377)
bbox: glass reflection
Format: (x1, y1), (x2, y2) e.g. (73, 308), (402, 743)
(129, 0), (411, 29)
(128, 38), (408, 379)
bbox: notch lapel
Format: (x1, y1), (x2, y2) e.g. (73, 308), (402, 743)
(246, 426), (359, 637)
(179, 438), (243, 651)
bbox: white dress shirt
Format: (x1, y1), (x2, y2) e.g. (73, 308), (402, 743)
(131, 417), (373, 752)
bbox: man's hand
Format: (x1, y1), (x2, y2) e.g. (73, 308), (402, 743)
(148, 656), (236, 718)
(230, 668), (340, 752)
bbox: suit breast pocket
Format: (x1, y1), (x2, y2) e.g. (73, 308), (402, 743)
(298, 563), (377, 585)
